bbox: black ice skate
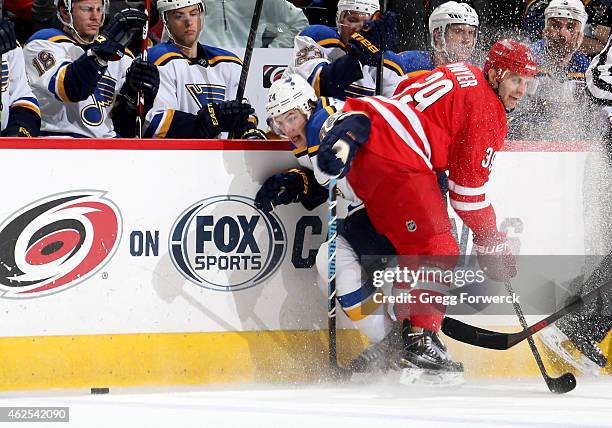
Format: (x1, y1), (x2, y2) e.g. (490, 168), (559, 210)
(347, 322), (403, 374)
(398, 325), (464, 385)
(540, 323), (607, 376)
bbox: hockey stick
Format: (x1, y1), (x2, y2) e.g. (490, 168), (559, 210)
(135, 0), (151, 139)
(229, 0), (264, 139)
(503, 279), (576, 394)
(374, 0), (387, 96)
(442, 253), (612, 351)
(327, 179), (338, 370)
(442, 278), (612, 352)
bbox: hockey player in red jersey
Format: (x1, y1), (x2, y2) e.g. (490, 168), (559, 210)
(316, 39), (537, 377)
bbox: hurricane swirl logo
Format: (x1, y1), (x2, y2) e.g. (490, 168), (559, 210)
(0, 191), (122, 299)
(263, 65), (288, 88)
(170, 195), (286, 292)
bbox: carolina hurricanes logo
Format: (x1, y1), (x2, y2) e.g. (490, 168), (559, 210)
(263, 65), (287, 88)
(0, 191), (122, 299)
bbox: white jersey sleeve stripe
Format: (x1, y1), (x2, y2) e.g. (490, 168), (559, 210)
(379, 97), (432, 160)
(361, 97), (433, 170)
(448, 179), (487, 196)
(450, 199), (491, 211)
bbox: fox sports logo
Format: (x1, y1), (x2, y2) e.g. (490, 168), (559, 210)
(0, 191), (122, 299)
(169, 195), (286, 291)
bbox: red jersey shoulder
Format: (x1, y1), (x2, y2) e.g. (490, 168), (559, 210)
(394, 62), (485, 97)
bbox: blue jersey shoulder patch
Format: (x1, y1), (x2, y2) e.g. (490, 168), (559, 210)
(148, 42), (184, 66)
(396, 50), (434, 76)
(26, 28), (76, 45)
(300, 25), (344, 49)
(306, 101), (333, 152)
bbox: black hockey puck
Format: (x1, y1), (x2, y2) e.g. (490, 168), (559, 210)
(90, 387), (110, 394)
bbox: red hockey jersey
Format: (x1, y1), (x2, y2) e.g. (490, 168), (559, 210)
(390, 62), (507, 236)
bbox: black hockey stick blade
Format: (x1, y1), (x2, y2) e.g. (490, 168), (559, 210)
(441, 317), (510, 350)
(547, 372), (576, 394)
(442, 277), (612, 350)
(443, 317), (578, 393)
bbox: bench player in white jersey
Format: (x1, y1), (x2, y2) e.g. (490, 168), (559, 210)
(284, 0), (406, 99)
(24, 0), (148, 138)
(256, 75), (401, 374)
(144, 0), (264, 140)
(0, 19), (41, 137)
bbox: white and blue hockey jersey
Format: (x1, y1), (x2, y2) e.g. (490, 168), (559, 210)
(144, 42), (246, 139)
(24, 28), (133, 138)
(294, 96), (362, 213)
(284, 25), (407, 99)
(1, 45), (40, 135)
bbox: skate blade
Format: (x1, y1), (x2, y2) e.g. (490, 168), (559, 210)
(349, 363), (404, 384)
(399, 367), (465, 386)
(539, 327), (601, 376)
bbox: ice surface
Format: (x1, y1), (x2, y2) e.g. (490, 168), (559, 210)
(1, 377), (612, 428)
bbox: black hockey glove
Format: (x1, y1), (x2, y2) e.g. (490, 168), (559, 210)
(317, 112), (371, 177)
(241, 127), (268, 140)
(119, 59), (159, 113)
(255, 168), (310, 212)
(91, 8), (147, 61)
(197, 100), (255, 138)
(2, 126), (32, 137)
(347, 11), (398, 67)
(0, 19), (16, 56)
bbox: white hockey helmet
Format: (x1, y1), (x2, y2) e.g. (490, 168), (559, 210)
(157, 0), (205, 16)
(54, 0), (109, 12)
(336, 0), (380, 29)
(266, 74), (318, 125)
(544, 0), (588, 33)
(54, 0), (109, 44)
(429, 1), (479, 47)
(157, 0), (205, 44)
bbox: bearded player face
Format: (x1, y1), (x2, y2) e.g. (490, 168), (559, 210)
(544, 17), (582, 61)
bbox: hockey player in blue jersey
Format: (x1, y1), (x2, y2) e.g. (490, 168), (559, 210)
(143, 0), (265, 140)
(284, 0), (406, 99)
(256, 75), (406, 376)
(508, 0), (596, 141)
